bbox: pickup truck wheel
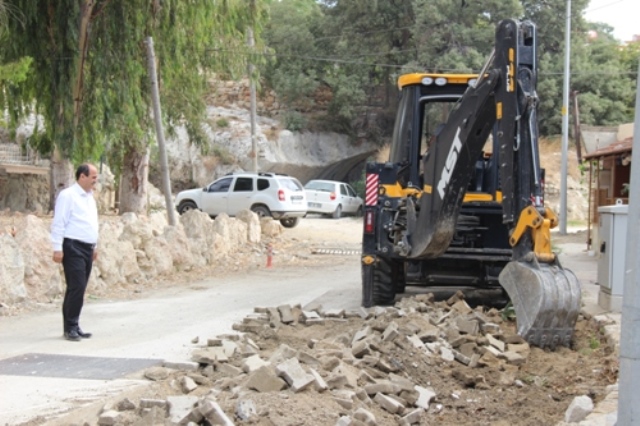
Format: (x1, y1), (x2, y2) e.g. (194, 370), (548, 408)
(178, 201), (198, 215)
(355, 206), (363, 217)
(280, 217), (300, 228)
(332, 204), (342, 219)
(251, 205), (271, 218)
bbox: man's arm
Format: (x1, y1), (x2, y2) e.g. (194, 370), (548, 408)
(51, 190), (71, 262)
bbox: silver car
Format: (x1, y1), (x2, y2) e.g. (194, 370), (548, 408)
(304, 179), (363, 219)
(175, 172), (307, 228)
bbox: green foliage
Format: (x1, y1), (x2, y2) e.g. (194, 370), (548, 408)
(1, 0), (269, 176)
(500, 301), (516, 322)
(283, 110), (307, 131)
(216, 118), (230, 128)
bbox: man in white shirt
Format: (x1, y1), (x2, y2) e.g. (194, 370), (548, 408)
(51, 163), (99, 342)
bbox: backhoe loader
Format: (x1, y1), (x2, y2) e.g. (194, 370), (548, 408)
(361, 19), (581, 349)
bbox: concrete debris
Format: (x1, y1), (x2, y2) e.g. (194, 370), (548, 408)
(76, 290), (577, 425)
(564, 395), (594, 423)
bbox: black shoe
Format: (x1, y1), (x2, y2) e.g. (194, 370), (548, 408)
(77, 328), (92, 339)
(64, 330), (81, 342)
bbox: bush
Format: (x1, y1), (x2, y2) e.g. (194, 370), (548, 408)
(283, 111), (307, 132)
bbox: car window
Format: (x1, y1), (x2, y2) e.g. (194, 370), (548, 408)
(209, 177), (232, 193)
(234, 177), (253, 192)
(257, 178), (270, 191)
(279, 178), (303, 191)
(340, 184), (348, 196)
(347, 185), (357, 197)
(305, 181), (334, 192)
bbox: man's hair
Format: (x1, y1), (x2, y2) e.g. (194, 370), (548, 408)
(75, 164), (91, 180)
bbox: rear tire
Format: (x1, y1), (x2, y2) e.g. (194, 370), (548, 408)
(251, 205), (271, 218)
(355, 206), (363, 217)
(332, 204), (342, 219)
(280, 217), (300, 228)
(178, 201), (198, 215)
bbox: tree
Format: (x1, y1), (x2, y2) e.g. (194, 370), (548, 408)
(2, 0), (267, 213)
(410, 0), (522, 73)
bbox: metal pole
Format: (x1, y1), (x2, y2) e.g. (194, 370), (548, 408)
(617, 57), (640, 426)
(248, 27), (258, 173)
(145, 37), (177, 226)
(559, 0), (571, 235)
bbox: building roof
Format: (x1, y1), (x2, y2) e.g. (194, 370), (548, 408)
(583, 137), (633, 160)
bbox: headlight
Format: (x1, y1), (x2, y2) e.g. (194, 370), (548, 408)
(435, 77), (447, 86)
(421, 77), (434, 85)
(468, 78), (477, 87)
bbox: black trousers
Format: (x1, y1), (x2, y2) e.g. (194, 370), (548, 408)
(62, 238), (94, 332)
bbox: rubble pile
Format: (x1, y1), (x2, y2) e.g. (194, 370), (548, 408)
(88, 291), (611, 426)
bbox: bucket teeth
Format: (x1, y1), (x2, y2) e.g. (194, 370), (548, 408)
(499, 258), (581, 349)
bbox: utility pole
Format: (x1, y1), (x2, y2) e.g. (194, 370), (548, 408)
(145, 37), (176, 226)
(247, 27), (258, 173)
(617, 57), (640, 426)
(571, 90), (583, 163)
(559, 0), (571, 235)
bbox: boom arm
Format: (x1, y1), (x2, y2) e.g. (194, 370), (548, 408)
(405, 19), (543, 260)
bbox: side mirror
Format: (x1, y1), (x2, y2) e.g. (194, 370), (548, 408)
(203, 187), (207, 192)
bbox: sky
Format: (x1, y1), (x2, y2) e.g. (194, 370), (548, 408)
(583, 0), (640, 42)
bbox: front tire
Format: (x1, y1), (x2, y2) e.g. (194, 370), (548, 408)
(280, 217), (300, 228)
(178, 201), (198, 215)
(362, 256), (398, 307)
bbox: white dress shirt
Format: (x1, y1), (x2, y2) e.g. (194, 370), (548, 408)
(51, 183), (99, 251)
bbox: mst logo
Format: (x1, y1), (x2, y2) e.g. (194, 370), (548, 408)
(437, 127), (462, 199)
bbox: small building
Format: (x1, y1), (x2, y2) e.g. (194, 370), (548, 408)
(583, 126), (633, 250)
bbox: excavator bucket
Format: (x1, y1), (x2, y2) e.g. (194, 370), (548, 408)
(499, 256), (581, 349)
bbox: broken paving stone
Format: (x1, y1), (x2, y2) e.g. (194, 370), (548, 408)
(440, 346), (455, 362)
(450, 299), (473, 314)
(276, 357), (315, 392)
(354, 407), (377, 425)
(351, 340), (371, 358)
(325, 308), (345, 318)
(246, 366), (287, 392)
(456, 317), (479, 335)
(414, 386), (436, 410)
(236, 399), (257, 421)
(486, 334), (506, 352)
(198, 398), (234, 426)
(401, 408), (424, 425)
(352, 325), (372, 344)
(364, 381), (402, 396)
(179, 376), (198, 393)
(97, 410), (121, 426)
(374, 392), (405, 414)
(115, 398), (136, 411)
(278, 304), (294, 323)
(564, 395), (594, 423)
(143, 366), (169, 381)
(192, 347), (229, 364)
(501, 351), (526, 366)
(167, 395), (200, 424)
(310, 368), (328, 392)
(481, 322), (501, 334)
(139, 398), (167, 409)
(163, 360), (199, 371)
(382, 322), (400, 342)
(388, 373), (415, 392)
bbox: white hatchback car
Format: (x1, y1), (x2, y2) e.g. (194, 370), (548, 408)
(175, 172), (307, 228)
(304, 179), (363, 219)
